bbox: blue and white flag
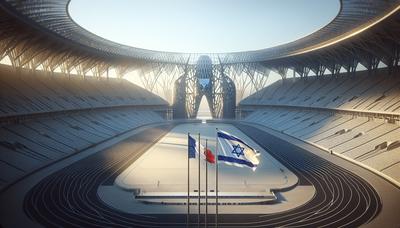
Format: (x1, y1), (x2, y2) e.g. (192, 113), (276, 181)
(217, 130), (260, 171)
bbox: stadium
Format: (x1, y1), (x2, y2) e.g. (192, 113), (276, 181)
(0, 0), (399, 227)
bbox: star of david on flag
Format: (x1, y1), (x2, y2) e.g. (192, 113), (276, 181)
(217, 130), (260, 171)
(231, 144), (245, 157)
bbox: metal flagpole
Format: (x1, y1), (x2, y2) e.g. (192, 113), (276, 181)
(215, 128), (219, 227)
(198, 133), (201, 227)
(187, 133), (190, 228)
(205, 139), (208, 228)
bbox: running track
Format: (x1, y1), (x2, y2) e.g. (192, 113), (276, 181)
(22, 123), (383, 227)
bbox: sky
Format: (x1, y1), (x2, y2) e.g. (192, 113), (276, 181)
(69, 0), (340, 53)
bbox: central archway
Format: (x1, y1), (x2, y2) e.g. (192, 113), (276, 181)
(196, 95), (213, 120)
(173, 55), (236, 119)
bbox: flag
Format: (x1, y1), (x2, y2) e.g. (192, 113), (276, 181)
(188, 134), (215, 163)
(217, 130), (260, 170)
(188, 134), (197, 158)
(204, 148), (215, 164)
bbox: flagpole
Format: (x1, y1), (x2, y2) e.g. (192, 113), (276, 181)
(198, 133), (201, 227)
(215, 128), (219, 227)
(205, 139), (208, 228)
(187, 133), (190, 228)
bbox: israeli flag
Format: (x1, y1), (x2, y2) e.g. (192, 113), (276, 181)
(217, 130), (260, 171)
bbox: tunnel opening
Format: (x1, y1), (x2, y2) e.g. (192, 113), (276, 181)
(196, 95), (213, 120)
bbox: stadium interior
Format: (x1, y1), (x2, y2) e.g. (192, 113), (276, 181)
(0, 0), (400, 227)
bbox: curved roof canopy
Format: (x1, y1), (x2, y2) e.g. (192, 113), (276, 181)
(1, 0), (400, 64)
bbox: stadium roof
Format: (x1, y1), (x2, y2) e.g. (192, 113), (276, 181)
(0, 0), (399, 66)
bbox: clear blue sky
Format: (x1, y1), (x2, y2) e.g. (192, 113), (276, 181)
(69, 0), (340, 53)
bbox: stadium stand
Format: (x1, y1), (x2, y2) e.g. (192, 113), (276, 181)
(240, 69), (400, 183)
(0, 65), (168, 190)
(241, 69), (400, 114)
(0, 65), (167, 117)
(1, 0), (400, 226)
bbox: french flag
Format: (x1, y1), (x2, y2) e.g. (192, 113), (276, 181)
(188, 135), (215, 164)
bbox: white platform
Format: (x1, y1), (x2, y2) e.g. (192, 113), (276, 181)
(114, 123), (298, 204)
